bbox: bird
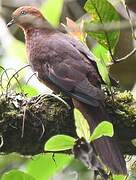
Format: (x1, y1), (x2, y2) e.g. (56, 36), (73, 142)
(7, 6), (127, 174)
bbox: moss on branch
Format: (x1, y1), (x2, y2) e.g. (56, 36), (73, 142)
(0, 90), (136, 155)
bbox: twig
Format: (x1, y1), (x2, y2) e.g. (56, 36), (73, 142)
(38, 123), (45, 141)
(108, 47), (136, 66)
(0, 135), (4, 148)
(84, 20), (136, 33)
(0, 67), (9, 94)
(34, 93), (71, 110)
(21, 103), (28, 138)
(26, 72), (37, 85)
(0, 68), (25, 97)
(5, 65), (30, 98)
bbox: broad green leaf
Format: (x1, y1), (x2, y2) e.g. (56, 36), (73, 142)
(95, 56), (111, 86)
(45, 135), (75, 151)
(92, 44), (111, 63)
(92, 44), (111, 85)
(113, 174), (125, 180)
(41, 0), (64, 27)
(90, 121), (114, 142)
(27, 153), (73, 180)
(74, 109), (90, 142)
(2, 169), (35, 180)
(84, 0), (120, 50)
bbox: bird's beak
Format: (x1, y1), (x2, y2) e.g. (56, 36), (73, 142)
(7, 19), (16, 27)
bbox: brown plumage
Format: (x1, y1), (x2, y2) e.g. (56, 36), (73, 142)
(7, 6), (127, 174)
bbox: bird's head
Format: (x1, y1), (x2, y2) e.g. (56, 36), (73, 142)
(7, 6), (45, 29)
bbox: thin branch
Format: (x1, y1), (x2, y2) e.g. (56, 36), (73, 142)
(5, 65), (30, 98)
(84, 20), (136, 33)
(0, 90), (136, 155)
(21, 103), (28, 138)
(0, 136), (4, 148)
(108, 47), (136, 66)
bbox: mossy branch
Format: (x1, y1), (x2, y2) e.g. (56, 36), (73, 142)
(0, 90), (136, 155)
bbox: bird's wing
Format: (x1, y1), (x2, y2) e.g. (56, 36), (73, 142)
(61, 33), (118, 86)
(43, 60), (104, 107)
(61, 33), (96, 61)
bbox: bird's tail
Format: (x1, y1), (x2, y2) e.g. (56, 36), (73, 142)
(73, 99), (127, 175)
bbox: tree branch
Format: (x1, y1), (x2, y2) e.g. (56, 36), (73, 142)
(0, 90), (136, 155)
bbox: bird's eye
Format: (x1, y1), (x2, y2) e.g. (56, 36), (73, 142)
(20, 11), (27, 15)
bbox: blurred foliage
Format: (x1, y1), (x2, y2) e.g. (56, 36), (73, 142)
(113, 175), (125, 180)
(8, 38), (26, 63)
(2, 169), (35, 180)
(41, 0), (64, 27)
(27, 153), (73, 180)
(16, 84), (39, 97)
(0, 153), (28, 179)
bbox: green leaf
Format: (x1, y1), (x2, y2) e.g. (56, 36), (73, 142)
(27, 153), (73, 180)
(90, 121), (114, 142)
(96, 56), (111, 86)
(92, 43), (111, 63)
(45, 135), (75, 151)
(113, 174), (125, 180)
(74, 109), (90, 142)
(92, 43), (111, 85)
(2, 169), (35, 180)
(84, 0), (120, 50)
(41, 0), (64, 27)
